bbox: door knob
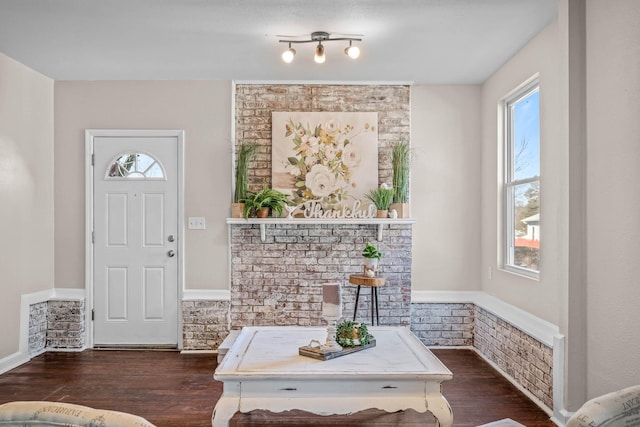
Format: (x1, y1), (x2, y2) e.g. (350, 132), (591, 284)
(167, 250), (175, 258)
(168, 235), (175, 242)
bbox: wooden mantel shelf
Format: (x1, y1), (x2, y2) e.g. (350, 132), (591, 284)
(226, 218), (416, 242)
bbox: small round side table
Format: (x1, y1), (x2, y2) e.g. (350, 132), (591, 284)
(348, 274), (386, 326)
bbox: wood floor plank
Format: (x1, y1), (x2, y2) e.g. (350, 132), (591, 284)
(0, 349), (554, 426)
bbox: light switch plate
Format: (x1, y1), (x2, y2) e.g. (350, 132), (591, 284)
(188, 217), (206, 230)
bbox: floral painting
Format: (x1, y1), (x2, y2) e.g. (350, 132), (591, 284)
(272, 112), (378, 211)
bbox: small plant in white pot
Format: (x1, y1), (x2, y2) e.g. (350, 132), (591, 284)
(365, 183), (394, 218)
(362, 242), (382, 277)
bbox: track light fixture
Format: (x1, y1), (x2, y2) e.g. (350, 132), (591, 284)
(345, 40), (360, 59)
(281, 43), (296, 63)
(314, 42), (325, 64)
(279, 31), (362, 64)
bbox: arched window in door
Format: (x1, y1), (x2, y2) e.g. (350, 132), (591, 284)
(105, 152), (165, 179)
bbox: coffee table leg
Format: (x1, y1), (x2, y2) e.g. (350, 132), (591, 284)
(212, 396), (239, 427)
(426, 394), (453, 427)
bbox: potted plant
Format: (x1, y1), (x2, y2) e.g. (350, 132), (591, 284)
(242, 186), (290, 219)
(336, 320), (372, 347)
(232, 141), (257, 218)
(362, 242), (381, 276)
(390, 139), (411, 218)
(365, 183), (395, 218)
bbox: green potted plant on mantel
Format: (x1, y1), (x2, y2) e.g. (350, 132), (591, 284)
(362, 242), (382, 277)
(232, 141), (257, 218)
(242, 186), (290, 219)
(365, 184), (395, 218)
(391, 139), (411, 218)
(336, 320), (372, 347)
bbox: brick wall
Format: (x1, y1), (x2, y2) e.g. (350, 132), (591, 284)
(234, 83), (410, 193)
(28, 302), (47, 356)
(410, 303), (475, 346)
(231, 83), (413, 330)
(230, 223), (412, 329)
(474, 306), (553, 409)
(46, 300), (85, 349)
(182, 300), (230, 350)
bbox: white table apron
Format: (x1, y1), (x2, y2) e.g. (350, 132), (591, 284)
(212, 326), (453, 427)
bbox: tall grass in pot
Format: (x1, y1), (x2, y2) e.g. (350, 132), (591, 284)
(232, 142), (257, 218)
(391, 140), (410, 218)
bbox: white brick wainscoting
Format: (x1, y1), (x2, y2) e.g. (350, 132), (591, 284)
(412, 291), (562, 415)
(9, 287), (563, 417)
(229, 223), (413, 329)
(410, 303), (475, 346)
(182, 300), (230, 350)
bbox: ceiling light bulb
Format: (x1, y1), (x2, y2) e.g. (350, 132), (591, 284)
(314, 43), (325, 64)
(282, 45), (296, 63)
(345, 42), (360, 59)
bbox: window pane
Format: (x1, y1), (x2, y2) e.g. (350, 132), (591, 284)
(146, 163), (163, 178)
(136, 153), (155, 172)
(510, 181), (540, 272)
(512, 89), (540, 181)
(106, 153), (165, 179)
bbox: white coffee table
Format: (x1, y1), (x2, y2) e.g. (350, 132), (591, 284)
(212, 326), (453, 426)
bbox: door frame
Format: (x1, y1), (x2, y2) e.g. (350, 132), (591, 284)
(85, 129), (185, 349)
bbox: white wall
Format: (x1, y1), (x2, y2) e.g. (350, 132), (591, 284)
(0, 53), (54, 359)
(411, 85), (482, 291)
(585, 0), (640, 398)
(480, 20), (564, 326)
(54, 81), (232, 291)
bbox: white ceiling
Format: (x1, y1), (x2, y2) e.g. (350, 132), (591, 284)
(0, 0), (557, 84)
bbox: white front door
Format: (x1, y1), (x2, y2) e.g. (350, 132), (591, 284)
(92, 133), (179, 346)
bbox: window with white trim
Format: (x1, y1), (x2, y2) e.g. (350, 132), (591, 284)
(504, 80), (540, 277)
(106, 153), (165, 180)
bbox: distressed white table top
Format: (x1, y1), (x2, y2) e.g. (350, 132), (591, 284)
(216, 326), (452, 381)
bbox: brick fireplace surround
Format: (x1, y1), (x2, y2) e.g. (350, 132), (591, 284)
(23, 83), (553, 415)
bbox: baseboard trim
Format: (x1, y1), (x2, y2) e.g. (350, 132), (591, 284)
(45, 347), (86, 353)
(182, 289), (230, 301)
(51, 288), (85, 300)
(0, 351), (30, 375)
(551, 409), (573, 426)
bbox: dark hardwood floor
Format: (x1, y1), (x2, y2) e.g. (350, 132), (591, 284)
(0, 349), (554, 427)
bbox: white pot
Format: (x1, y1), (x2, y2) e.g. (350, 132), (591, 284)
(363, 258), (379, 275)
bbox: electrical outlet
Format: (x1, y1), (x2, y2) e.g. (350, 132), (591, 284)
(188, 217), (206, 230)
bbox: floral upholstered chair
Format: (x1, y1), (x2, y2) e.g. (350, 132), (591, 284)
(0, 401), (156, 427)
(566, 385), (640, 427)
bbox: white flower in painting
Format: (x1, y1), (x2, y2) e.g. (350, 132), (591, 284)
(323, 144), (338, 160)
(306, 164), (336, 198)
(342, 144), (360, 169)
(308, 136), (320, 154)
(324, 119), (341, 135)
